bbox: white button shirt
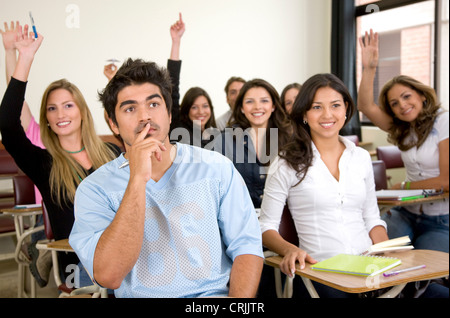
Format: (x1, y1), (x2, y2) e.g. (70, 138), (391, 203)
(260, 137), (386, 261)
(401, 110), (449, 216)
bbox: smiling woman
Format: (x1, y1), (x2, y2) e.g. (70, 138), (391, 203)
(358, 29), (449, 254)
(0, 28), (121, 288)
(214, 78), (291, 209)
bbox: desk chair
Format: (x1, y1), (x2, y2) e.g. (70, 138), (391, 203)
(0, 150), (20, 209)
(343, 135), (359, 146)
(0, 151), (21, 253)
(263, 205), (310, 298)
(36, 202), (107, 298)
(376, 146), (404, 186)
(372, 160), (388, 191)
(7, 175), (42, 297)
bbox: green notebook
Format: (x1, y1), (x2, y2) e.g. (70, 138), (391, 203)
(311, 254), (401, 277)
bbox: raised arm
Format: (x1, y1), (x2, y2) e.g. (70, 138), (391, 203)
(357, 29), (392, 131)
(169, 12), (185, 61)
(168, 13), (185, 133)
(1, 21), (34, 130)
(12, 24), (43, 82)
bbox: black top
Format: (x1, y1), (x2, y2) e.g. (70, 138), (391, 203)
(0, 78), (121, 271)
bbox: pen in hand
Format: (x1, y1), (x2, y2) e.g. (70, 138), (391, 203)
(383, 264), (426, 277)
(29, 12), (38, 38)
(119, 160), (129, 169)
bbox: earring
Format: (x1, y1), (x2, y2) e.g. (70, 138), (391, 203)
(303, 120), (307, 125)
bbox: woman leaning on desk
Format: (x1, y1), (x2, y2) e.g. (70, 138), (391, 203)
(358, 29), (449, 253)
(0, 26), (121, 286)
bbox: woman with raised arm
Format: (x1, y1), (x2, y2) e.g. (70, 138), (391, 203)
(358, 29), (449, 254)
(0, 25), (120, 288)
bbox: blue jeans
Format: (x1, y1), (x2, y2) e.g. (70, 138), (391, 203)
(382, 207), (449, 253)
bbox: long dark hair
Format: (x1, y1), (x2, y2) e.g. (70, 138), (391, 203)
(180, 87), (216, 130)
(280, 73), (355, 184)
(230, 79), (292, 162)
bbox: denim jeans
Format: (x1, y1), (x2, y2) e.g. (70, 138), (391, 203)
(382, 207), (449, 253)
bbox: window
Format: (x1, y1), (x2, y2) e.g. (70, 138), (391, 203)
(355, 0), (449, 124)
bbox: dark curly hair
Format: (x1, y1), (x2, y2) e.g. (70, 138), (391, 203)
(99, 58), (172, 126)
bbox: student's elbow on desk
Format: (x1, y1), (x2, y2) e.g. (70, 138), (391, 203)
(93, 248), (133, 290)
(93, 260), (126, 290)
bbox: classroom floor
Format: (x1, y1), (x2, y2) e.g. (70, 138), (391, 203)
(0, 237), (59, 298)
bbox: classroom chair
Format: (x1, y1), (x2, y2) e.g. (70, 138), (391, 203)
(376, 145), (404, 169)
(263, 205), (306, 298)
(372, 160), (388, 191)
(35, 202), (107, 298)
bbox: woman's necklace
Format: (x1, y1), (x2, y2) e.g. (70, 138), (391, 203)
(64, 146), (85, 154)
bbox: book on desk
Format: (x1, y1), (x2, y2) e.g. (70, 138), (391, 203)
(375, 189), (438, 201)
(311, 236), (413, 277)
(311, 254), (402, 277)
(362, 236), (413, 255)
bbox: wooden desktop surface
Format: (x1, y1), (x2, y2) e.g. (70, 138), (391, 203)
(265, 249), (449, 294)
(377, 192), (448, 207)
(41, 239), (73, 252)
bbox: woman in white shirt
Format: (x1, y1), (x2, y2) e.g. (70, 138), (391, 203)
(259, 73), (388, 298)
(358, 30), (449, 254)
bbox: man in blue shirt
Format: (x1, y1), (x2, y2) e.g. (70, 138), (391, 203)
(69, 58), (264, 298)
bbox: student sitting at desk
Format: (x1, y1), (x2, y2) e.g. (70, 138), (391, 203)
(358, 30), (449, 254)
(0, 26), (121, 289)
(69, 58), (264, 298)
(259, 73), (390, 298)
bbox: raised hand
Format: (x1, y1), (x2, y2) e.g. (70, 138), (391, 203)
(359, 29), (379, 70)
(14, 24), (43, 60)
(12, 24), (43, 82)
(1, 21), (20, 51)
(103, 63), (118, 81)
(170, 12), (185, 42)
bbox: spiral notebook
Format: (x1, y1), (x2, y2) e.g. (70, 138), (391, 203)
(311, 254), (401, 277)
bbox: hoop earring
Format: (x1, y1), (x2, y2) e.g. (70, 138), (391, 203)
(303, 120), (307, 125)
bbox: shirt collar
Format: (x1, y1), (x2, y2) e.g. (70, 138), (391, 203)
(311, 135), (357, 155)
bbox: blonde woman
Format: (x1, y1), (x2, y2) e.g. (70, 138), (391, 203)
(0, 26), (120, 287)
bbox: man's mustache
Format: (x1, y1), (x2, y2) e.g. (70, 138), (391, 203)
(134, 121), (160, 135)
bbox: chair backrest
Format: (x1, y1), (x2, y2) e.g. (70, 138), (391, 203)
(343, 135), (359, 146)
(41, 201), (54, 240)
(376, 145), (404, 169)
(372, 160), (388, 190)
(12, 175), (36, 205)
(278, 205), (299, 246)
(0, 151), (19, 175)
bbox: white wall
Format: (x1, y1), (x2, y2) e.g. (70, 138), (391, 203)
(0, 0), (332, 136)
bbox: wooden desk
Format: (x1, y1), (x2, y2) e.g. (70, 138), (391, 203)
(36, 238), (73, 252)
(378, 192), (449, 214)
(265, 249), (449, 297)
